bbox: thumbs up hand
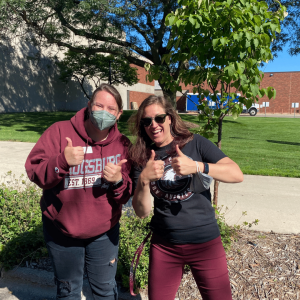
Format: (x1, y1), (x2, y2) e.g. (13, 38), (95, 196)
(104, 159), (127, 183)
(64, 137), (84, 167)
(171, 145), (196, 176)
(140, 150), (165, 185)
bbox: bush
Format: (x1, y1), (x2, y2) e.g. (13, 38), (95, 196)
(117, 208), (152, 291)
(0, 178), (46, 270)
(216, 207), (235, 252)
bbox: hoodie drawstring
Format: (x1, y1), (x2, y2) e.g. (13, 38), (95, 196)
(83, 139), (88, 191)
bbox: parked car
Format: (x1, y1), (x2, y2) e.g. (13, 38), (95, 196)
(186, 93), (259, 116)
(242, 103), (259, 116)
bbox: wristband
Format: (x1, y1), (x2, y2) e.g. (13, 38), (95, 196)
(203, 162), (209, 174)
(111, 178), (123, 190)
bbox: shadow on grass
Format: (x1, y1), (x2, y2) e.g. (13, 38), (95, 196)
(223, 119), (244, 125)
(0, 112), (77, 135)
(267, 140), (300, 146)
(0, 111), (136, 137)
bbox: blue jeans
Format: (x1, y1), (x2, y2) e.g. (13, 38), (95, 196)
(44, 222), (119, 300)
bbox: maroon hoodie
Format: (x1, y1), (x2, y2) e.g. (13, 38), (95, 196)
(25, 107), (132, 239)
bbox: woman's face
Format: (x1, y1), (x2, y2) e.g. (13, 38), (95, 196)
(142, 104), (173, 147)
(88, 90), (122, 120)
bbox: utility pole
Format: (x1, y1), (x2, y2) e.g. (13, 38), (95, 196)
(109, 60), (112, 85)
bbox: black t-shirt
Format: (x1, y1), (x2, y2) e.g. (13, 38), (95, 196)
(132, 134), (227, 244)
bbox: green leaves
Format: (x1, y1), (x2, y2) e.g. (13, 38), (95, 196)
(267, 87), (276, 100)
(118, 211), (153, 289)
(225, 64), (236, 76)
(167, 15), (177, 26)
(56, 51), (138, 98)
(150, 0), (283, 138)
(212, 38), (219, 49)
(0, 180), (45, 270)
(250, 84), (259, 97)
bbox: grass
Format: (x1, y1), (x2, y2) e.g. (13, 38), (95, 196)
(0, 111), (133, 143)
(0, 112), (77, 143)
(217, 117), (300, 177)
(0, 111), (299, 177)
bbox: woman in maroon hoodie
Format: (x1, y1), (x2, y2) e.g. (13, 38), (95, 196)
(25, 84), (132, 300)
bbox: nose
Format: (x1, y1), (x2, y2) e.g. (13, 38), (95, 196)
(150, 119), (159, 127)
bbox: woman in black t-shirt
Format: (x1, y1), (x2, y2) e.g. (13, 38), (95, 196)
(129, 95), (243, 300)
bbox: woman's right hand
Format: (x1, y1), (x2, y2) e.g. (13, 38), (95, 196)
(140, 150), (164, 185)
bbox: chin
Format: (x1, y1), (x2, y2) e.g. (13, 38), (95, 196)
(154, 140), (166, 147)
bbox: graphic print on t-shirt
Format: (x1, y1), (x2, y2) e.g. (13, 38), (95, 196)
(150, 156), (193, 202)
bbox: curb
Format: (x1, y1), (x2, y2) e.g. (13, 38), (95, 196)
(1, 267), (148, 300)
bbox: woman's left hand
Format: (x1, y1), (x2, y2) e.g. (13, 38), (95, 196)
(103, 159), (127, 183)
(171, 145), (197, 176)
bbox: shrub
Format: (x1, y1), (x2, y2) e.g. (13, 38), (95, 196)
(0, 179), (46, 270)
(117, 208), (152, 291)
(216, 207), (235, 252)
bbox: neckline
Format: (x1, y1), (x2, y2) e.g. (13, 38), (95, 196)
(152, 141), (173, 152)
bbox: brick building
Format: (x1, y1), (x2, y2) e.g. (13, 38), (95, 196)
(154, 72), (300, 115)
(127, 64), (154, 109)
(259, 72), (300, 114)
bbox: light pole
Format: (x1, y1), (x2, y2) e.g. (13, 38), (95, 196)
(109, 60), (112, 85)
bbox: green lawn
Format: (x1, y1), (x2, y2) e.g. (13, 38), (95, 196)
(215, 117), (300, 178)
(181, 114), (300, 177)
(0, 111), (299, 177)
(0, 112), (77, 143)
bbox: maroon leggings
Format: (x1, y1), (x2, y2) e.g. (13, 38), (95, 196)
(148, 234), (232, 300)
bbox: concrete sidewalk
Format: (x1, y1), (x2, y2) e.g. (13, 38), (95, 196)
(0, 140), (299, 299)
(0, 267), (146, 300)
(0, 140), (299, 234)
(214, 175), (300, 234)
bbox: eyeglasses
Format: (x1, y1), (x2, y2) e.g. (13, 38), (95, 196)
(141, 114), (168, 127)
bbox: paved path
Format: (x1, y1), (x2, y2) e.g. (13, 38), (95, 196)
(0, 141), (299, 234)
(213, 176), (300, 234)
(0, 141), (34, 181)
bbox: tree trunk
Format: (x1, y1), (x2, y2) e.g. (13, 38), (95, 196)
(213, 118), (223, 207)
(163, 90), (177, 107)
(213, 180), (219, 207)
(159, 84), (177, 108)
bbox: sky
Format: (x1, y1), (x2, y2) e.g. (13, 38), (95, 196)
(260, 46), (300, 73)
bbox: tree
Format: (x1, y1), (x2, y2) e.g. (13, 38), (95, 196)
(147, 0), (285, 206)
(267, 0), (300, 57)
(0, 0), (189, 105)
(57, 52), (139, 99)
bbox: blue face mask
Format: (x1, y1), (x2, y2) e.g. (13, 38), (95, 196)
(90, 110), (117, 131)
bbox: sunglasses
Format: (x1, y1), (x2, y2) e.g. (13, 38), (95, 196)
(141, 114), (168, 127)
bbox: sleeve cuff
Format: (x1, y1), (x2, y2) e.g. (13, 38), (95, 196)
(56, 152), (70, 174)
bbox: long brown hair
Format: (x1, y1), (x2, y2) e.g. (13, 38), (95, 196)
(128, 95), (193, 167)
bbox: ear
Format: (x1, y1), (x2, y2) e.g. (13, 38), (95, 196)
(166, 114), (172, 125)
(87, 101), (92, 111)
(116, 109), (123, 121)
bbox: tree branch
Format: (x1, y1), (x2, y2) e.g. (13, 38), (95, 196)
(53, 4), (153, 60)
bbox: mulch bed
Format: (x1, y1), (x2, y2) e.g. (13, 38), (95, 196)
(176, 229), (300, 300)
(24, 229), (300, 299)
